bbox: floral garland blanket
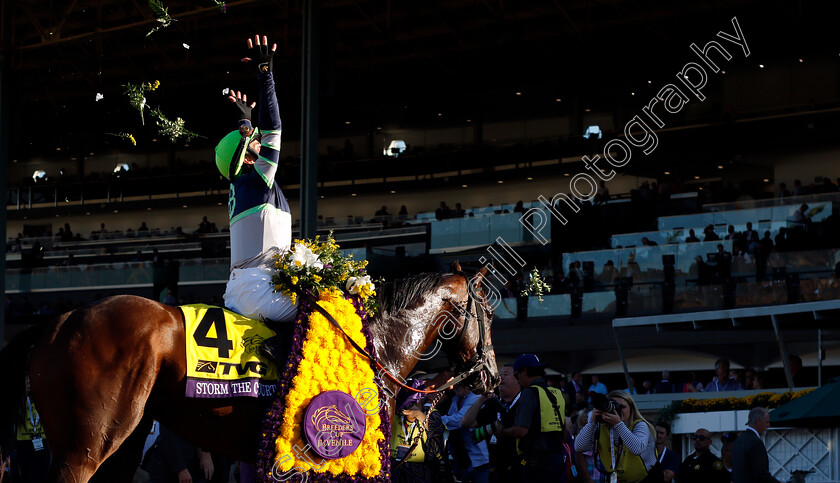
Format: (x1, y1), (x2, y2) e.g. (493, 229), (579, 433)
(256, 235), (390, 482)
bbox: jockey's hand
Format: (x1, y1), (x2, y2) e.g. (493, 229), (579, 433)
(227, 89), (255, 127)
(199, 450), (214, 480)
(241, 35), (277, 73)
(177, 468), (192, 483)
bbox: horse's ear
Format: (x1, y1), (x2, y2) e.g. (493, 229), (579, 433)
(474, 266), (488, 288)
(451, 260), (462, 272)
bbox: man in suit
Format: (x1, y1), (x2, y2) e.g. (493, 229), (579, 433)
(732, 407), (787, 483)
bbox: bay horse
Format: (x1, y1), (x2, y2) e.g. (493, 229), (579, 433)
(0, 265), (498, 482)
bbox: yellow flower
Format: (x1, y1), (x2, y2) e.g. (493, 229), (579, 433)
(312, 274), (322, 282)
(290, 276), (299, 285)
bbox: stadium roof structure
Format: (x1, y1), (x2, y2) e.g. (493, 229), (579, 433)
(613, 299), (840, 392)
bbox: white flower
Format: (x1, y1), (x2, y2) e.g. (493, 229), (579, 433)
(346, 275), (372, 294)
(290, 243), (323, 269)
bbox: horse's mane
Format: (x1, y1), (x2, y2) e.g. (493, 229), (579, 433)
(377, 272), (446, 314)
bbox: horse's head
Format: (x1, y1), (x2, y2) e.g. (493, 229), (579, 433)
(436, 261), (500, 394)
(373, 266), (499, 396)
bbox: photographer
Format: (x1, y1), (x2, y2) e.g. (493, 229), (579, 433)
(502, 354), (568, 482)
(574, 390), (662, 483)
(462, 363), (523, 482)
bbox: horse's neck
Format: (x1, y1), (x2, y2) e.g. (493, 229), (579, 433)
(368, 307), (436, 381)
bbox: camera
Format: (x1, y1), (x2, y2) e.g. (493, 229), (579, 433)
(591, 393), (625, 422)
(471, 420), (500, 442)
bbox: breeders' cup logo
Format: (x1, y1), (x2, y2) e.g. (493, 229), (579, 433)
(303, 391), (367, 459)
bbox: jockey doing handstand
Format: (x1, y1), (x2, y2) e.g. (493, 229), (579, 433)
(215, 34), (296, 362)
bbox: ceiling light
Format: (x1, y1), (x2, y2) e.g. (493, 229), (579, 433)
(113, 210), (119, 213)
(555, 98), (562, 102)
(345, 121), (351, 125)
(497, 180), (504, 184)
(182, 205), (188, 208)
(461, 184), (468, 188)
(466, 119), (472, 123)
(351, 193), (357, 197)
(55, 147), (61, 151)
(437, 113), (443, 117)
(694, 176), (700, 180)
(147, 207), (153, 211)
(390, 190), (396, 194)
(564, 173), (570, 177)
(527, 177), (533, 180)
(584, 108), (591, 112)
(631, 92), (635, 96)
(717, 165), (724, 169)
(759, 64), (765, 68)
(799, 59), (804, 63)
(647, 80), (652, 84)
(515, 92), (521, 96)
(664, 171), (671, 175)
(763, 178), (770, 182)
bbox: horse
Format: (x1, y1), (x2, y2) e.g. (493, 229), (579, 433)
(0, 264), (499, 483)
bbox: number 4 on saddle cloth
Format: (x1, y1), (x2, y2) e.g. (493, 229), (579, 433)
(180, 304), (291, 399)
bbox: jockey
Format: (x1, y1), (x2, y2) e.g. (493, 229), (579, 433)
(215, 34), (297, 361)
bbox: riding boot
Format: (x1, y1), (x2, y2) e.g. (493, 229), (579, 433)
(260, 324), (293, 366)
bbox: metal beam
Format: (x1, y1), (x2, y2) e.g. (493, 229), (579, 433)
(612, 326), (632, 392)
(299, 0), (319, 239)
(771, 314), (794, 391)
(0, 52), (9, 346)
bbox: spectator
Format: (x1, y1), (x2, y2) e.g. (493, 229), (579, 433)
(567, 371), (584, 411)
(641, 237), (657, 247)
(703, 225), (720, 242)
(793, 179), (804, 196)
(680, 372), (703, 393)
(574, 390), (661, 483)
(706, 359), (743, 392)
(720, 432), (737, 475)
(759, 231), (774, 254)
(732, 408), (779, 483)
(574, 410), (604, 483)
(375, 205), (390, 218)
(588, 375), (608, 404)
(625, 377), (638, 395)
(138, 221), (149, 232)
(654, 371), (676, 394)
(198, 216), (213, 234)
(725, 225), (737, 241)
(346, 214), (355, 225)
(774, 227), (788, 252)
(792, 204), (810, 228)
(504, 354), (566, 482)
(60, 223), (74, 242)
(595, 181), (610, 204)
(678, 428), (729, 483)
(441, 383), (490, 483)
(777, 182), (790, 198)
(398, 205), (408, 221)
(788, 354), (806, 387)
(463, 363), (523, 482)
(142, 425), (213, 482)
(453, 203), (466, 218)
(641, 380), (653, 394)
(390, 379), (445, 482)
(655, 421), (680, 483)
(685, 229), (700, 243)
(601, 260), (619, 284)
(435, 202), (451, 221)
(513, 201), (526, 214)
(743, 222), (759, 253)
(751, 372), (766, 390)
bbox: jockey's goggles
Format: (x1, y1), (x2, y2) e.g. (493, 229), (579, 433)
(215, 127), (261, 180)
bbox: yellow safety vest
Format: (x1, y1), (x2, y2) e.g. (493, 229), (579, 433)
(597, 419), (650, 483)
(390, 417), (427, 463)
(516, 385), (565, 454)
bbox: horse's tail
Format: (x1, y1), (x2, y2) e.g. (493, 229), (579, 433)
(0, 324), (45, 450)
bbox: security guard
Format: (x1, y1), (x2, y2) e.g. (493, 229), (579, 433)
(678, 428), (730, 483)
(502, 354), (567, 482)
